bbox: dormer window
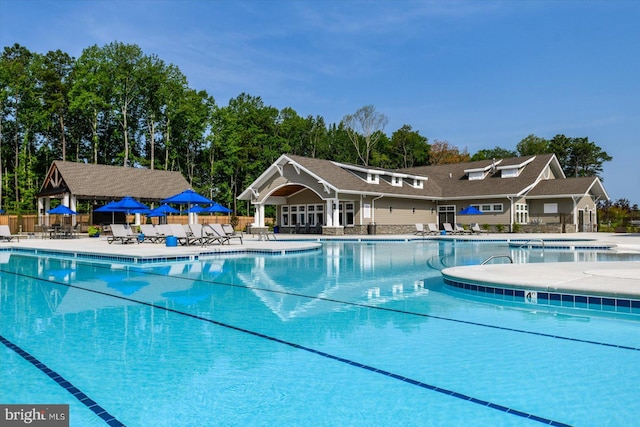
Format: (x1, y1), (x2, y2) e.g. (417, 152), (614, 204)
(496, 156), (534, 178)
(464, 161), (499, 181)
(391, 175), (402, 187)
(468, 171), (485, 181)
(413, 178), (424, 189)
(501, 168), (519, 178)
(367, 173), (379, 184)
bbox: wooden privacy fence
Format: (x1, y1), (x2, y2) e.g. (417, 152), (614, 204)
(0, 214), (265, 234)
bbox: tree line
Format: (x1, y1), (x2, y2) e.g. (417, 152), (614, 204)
(1, 42), (617, 217)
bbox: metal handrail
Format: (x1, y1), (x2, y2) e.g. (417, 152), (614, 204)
(481, 255), (513, 265)
(518, 238), (544, 249)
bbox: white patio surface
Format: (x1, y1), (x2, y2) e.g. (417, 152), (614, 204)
(4, 231), (640, 298)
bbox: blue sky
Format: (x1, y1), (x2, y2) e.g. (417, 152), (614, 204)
(2, 0), (639, 204)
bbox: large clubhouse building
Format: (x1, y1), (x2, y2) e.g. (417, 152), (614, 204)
(239, 153), (609, 235)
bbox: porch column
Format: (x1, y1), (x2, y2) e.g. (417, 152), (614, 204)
(332, 199), (340, 227)
(253, 204), (265, 227)
(325, 199), (333, 226)
(37, 197), (44, 225)
(70, 195), (77, 226)
(44, 198), (51, 226)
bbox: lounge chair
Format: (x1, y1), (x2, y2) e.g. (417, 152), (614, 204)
(156, 224), (172, 239)
(471, 223), (488, 234)
(108, 224), (138, 244)
(414, 223), (427, 236)
(427, 223), (439, 235)
(455, 223), (472, 234)
(443, 223), (457, 234)
(0, 225), (19, 242)
(139, 224), (164, 243)
(168, 223), (200, 246)
(203, 224), (231, 244)
(209, 223), (243, 245)
(189, 223), (226, 246)
(222, 224), (244, 244)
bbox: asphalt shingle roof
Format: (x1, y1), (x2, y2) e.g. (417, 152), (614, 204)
(527, 176), (604, 197)
(38, 161), (191, 201)
(286, 154), (566, 199)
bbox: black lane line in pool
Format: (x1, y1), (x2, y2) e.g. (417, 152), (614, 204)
(6, 272), (570, 427)
(134, 267), (640, 353)
(11, 252), (640, 353)
(0, 335), (126, 427)
(241, 284), (640, 352)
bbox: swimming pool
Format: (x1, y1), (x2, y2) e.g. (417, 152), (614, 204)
(1, 241), (639, 426)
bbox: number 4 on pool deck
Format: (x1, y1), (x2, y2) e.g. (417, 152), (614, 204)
(525, 290), (538, 304)
(0, 404), (69, 427)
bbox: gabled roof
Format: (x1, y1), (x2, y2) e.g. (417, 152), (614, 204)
(289, 154), (442, 198)
(400, 154), (560, 198)
(37, 161), (191, 202)
(526, 176), (609, 199)
(239, 153), (608, 202)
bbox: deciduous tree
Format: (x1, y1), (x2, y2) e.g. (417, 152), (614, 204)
(389, 124), (429, 168)
(549, 134), (612, 178)
(428, 140), (470, 165)
(516, 134), (549, 156)
(342, 105), (388, 166)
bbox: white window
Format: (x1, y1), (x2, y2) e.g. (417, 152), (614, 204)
(544, 203), (558, 214)
(391, 176), (402, 187)
(307, 204), (324, 225)
(341, 202), (354, 227)
(367, 173), (379, 184)
(413, 179), (424, 189)
(515, 204), (529, 224)
(468, 171), (485, 181)
(501, 168), (519, 178)
(473, 204), (503, 213)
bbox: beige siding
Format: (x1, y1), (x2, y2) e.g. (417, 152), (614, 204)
(528, 198), (573, 224)
(442, 198), (512, 226)
(369, 198), (436, 225)
(287, 189), (323, 204)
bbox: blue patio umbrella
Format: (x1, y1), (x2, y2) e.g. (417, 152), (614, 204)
(94, 200), (119, 213)
(162, 189), (214, 224)
(112, 196), (149, 214)
(205, 202), (232, 214)
(459, 206), (483, 215)
(146, 204), (179, 224)
(48, 205), (77, 215)
(0, 209), (5, 214)
(101, 197), (148, 227)
(151, 203), (180, 214)
(162, 189), (214, 205)
(187, 205), (207, 213)
(94, 200), (120, 223)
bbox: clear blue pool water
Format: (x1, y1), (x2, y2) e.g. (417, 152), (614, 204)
(1, 241), (640, 426)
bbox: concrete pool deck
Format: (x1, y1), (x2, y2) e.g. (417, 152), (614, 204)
(437, 232), (640, 299)
(3, 231), (640, 298)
